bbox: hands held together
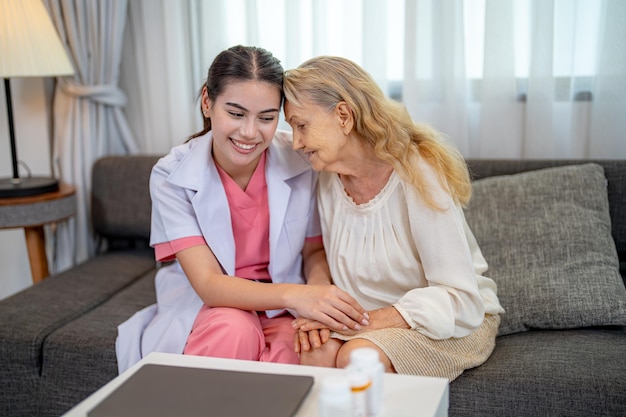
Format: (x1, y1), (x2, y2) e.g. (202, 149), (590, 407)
(289, 284), (369, 332)
(291, 296), (411, 354)
(287, 283), (366, 354)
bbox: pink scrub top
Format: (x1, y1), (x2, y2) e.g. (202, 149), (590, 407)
(215, 152), (271, 281)
(153, 152), (271, 281)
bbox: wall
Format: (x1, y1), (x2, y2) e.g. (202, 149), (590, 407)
(0, 78), (54, 300)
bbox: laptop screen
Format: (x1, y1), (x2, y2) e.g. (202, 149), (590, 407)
(87, 363), (315, 417)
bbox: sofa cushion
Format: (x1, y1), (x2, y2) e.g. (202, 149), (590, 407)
(449, 328), (626, 417)
(39, 269), (157, 417)
(464, 163), (626, 336)
(0, 249), (155, 417)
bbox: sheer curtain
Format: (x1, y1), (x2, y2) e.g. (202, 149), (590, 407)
(119, 1), (197, 154)
(404, 0), (626, 159)
(120, 0), (406, 154)
(120, 0), (626, 158)
(589, 0), (626, 157)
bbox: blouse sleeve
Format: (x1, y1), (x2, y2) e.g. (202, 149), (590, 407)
(393, 163), (486, 339)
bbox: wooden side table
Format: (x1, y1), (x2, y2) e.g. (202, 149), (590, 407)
(0, 183), (77, 283)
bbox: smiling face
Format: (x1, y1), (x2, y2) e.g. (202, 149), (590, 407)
(203, 80), (281, 177)
(284, 99), (349, 172)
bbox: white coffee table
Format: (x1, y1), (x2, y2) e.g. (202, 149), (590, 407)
(63, 352), (448, 417)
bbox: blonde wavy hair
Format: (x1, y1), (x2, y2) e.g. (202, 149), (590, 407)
(283, 56), (472, 210)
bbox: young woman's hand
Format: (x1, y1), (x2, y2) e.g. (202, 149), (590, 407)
(287, 284), (369, 331)
(298, 240), (369, 331)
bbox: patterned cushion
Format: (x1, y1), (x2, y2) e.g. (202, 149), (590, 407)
(464, 163), (626, 335)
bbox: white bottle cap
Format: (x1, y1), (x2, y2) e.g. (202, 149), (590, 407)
(350, 347), (381, 366)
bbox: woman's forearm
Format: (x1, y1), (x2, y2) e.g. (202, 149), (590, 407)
(302, 240), (332, 286)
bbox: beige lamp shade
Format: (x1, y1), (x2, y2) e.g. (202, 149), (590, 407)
(0, 0), (74, 78)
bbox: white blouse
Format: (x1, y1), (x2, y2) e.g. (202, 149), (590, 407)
(318, 159), (504, 339)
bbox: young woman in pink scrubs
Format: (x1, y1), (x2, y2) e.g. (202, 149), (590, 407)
(115, 46), (368, 372)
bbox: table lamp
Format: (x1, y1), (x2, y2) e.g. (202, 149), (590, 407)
(0, 0), (75, 197)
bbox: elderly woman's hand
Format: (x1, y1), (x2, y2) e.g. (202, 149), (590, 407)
(293, 306), (409, 334)
(293, 321), (332, 353)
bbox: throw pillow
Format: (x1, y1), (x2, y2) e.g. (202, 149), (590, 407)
(464, 163), (626, 336)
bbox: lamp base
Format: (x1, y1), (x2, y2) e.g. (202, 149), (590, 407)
(0, 176), (59, 198)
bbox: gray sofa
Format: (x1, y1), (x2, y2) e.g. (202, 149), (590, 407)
(0, 156), (624, 417)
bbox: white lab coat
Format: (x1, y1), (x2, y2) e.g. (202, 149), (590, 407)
(115, 131), (320, 373)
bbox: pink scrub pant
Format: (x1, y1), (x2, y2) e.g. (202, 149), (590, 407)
(183, 306), (299, 364)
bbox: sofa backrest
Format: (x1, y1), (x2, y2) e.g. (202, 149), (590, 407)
(466, 159), (626, 282)
(91, 155), (160, 249)
(90, 156), (626, 280)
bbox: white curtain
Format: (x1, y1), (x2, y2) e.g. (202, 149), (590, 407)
(119, 0), (198, 154)
(404, 0), (626, 159)
(121, 0), (408, 154)
(588, 0), (626, 157)
(121, 0), (625, 159)
(45, 0), (138, 272)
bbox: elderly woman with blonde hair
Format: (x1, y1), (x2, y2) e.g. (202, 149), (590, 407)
(284, 56), (504, 380)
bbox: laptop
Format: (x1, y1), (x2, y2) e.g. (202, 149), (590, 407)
(87, 363), (315, 417)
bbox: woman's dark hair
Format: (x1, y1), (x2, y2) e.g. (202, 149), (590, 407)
(188, 45), (284, 141)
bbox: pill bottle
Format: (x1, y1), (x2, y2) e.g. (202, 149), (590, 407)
(348, 369), (371, 417)
(348, 347), (384, 416)
(318, 375), (352, 417)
